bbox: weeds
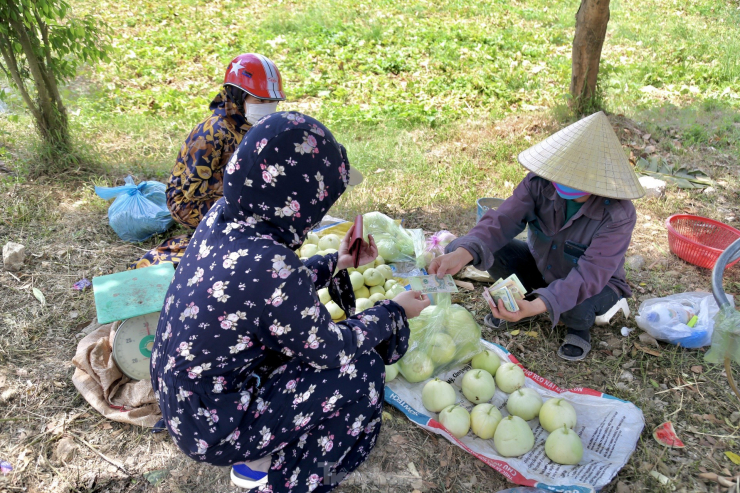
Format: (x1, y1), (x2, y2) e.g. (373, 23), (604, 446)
(62, 0), (740, 130)
(2, 0), (740, 491)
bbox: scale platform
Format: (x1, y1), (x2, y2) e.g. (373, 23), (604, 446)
(92, 263), (176, 380)
(92, 263), (175, 324)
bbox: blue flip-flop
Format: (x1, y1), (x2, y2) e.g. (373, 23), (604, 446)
(231, 463), (269, 490)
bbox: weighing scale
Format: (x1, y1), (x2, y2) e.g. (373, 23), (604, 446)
(92, 263), (175, 381)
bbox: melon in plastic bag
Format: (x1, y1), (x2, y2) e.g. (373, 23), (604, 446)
(398, 293), (481, 383)
(362, 211), (424, 263)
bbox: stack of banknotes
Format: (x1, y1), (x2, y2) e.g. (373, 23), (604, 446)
(482, 274), (527, 312)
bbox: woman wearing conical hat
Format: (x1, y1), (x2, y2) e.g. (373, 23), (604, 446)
(430, 112), (645, 361)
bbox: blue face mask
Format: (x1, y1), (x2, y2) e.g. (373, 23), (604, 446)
(553, 182), (590, 200)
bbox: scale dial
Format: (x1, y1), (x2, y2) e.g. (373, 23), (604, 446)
(112, 312), (159, 381)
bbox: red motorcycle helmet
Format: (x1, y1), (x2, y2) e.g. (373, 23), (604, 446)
(224, 53), (286, 101)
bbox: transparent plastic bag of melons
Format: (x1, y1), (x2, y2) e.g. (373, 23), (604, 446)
(362, 211), (425, 264)
(397, 293), (482, 383)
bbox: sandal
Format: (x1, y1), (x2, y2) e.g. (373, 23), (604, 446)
(231, 455), (272, 490)
(557, 333), (592, 361)
(483, 313), (537, 331)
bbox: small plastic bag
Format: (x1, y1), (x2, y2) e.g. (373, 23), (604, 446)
(362, 211), (423, 263)
(705, 305), (740, 365)
(635, 292), (732, 348)
(397, 293), (482, 383)
(416, 230), (457, 268)
(95, 176), (174, 243)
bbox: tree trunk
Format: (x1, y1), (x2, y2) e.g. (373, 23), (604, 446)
(0, 38), (43, 125)
(570, 0), (610, 114)
(7, 15), (70, 150)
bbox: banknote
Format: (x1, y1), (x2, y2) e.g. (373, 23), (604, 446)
(483, 274), (528, 312)
(408, 274), (459, 294)
(483, 285), (520, 312)
(502, 273), (527, 299)
(490, 274), (527, 300)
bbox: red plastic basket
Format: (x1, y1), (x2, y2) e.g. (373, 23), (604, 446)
(666, 214), (740, 269)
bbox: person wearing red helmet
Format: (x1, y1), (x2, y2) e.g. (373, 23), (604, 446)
(131, 54), (285, 269)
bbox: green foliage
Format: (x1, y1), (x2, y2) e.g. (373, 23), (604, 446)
(0, 0), (109, 81)
(74, 0), (740, 131)
(0, 0), (109, 153)
(635, 155), (712, 189)
(569, 81), (606, 117)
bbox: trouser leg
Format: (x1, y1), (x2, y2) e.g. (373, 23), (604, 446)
(559, 286), (620, 357)
(486, 240), (547, 292)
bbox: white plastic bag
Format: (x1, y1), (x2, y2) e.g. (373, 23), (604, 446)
(416, 230), (457, 268)
(635, 292), (733, 348)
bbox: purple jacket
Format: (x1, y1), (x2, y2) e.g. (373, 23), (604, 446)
(447, 173), (636, 325)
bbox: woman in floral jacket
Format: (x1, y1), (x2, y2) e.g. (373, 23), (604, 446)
(150, 111), (429, 492)
(132, 54), (285, 269)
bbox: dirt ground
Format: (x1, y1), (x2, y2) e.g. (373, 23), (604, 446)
(3, 109), (740, 493)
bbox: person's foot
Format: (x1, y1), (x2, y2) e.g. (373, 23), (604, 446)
(231, 455), (271, 490)
(561, 340), (588, 357)
(557, 331), (592, 361)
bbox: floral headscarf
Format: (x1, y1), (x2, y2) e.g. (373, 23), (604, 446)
(219, 111), (351, 248)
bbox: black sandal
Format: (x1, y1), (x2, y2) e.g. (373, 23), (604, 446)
(557, 333), (592, 361)
(483, 313), (537, 331)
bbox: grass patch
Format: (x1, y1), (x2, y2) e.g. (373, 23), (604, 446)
(1, 0), (736, 194)
(3, 0), (740, 491)
(62, 0), (740, 132)
(634, 100), (740, 158)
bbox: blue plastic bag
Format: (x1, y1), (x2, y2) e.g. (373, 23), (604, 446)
(95, 176), (174, 243)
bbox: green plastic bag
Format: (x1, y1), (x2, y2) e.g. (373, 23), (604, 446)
(362, 212), (424, 263)
(397, 293), (482, 383)
(704, 306), (740, 366)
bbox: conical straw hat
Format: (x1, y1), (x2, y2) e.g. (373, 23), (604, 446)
(517, 111), (645, 200)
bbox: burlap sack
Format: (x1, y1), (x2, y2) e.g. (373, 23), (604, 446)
(71, 321), (161, 427)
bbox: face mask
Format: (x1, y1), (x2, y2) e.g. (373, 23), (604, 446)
(553, 182), (590, 200)
(245, 101), (278, 125)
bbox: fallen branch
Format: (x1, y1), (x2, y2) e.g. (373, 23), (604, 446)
(666, 392), (684, 418)
(68, 432), (129, 475)
(0, 417), (36, 422)
(725, 357), (740, 405)
(655, 382), (700, 394)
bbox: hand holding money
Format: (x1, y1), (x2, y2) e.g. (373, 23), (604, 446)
(483, 274), (527, 312)
(489, 297), (548, 323)
(481, 274), (547, 323)
(409, 274), (459, 294)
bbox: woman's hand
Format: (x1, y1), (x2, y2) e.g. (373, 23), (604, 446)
(427, 247), (473, 276)
(490, 297), (547, 322)
(336, 229), (378, 271)
(392, 290), (431, 318)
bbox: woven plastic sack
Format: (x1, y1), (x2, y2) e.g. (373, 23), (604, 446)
(362, 211), (424, 263)
(95, 176), (174, 242)
(397, 293), (482, 383)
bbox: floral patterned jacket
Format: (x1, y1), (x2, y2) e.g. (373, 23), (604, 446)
(166, 88), (251, 229)
(150, 112), (409, 462)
